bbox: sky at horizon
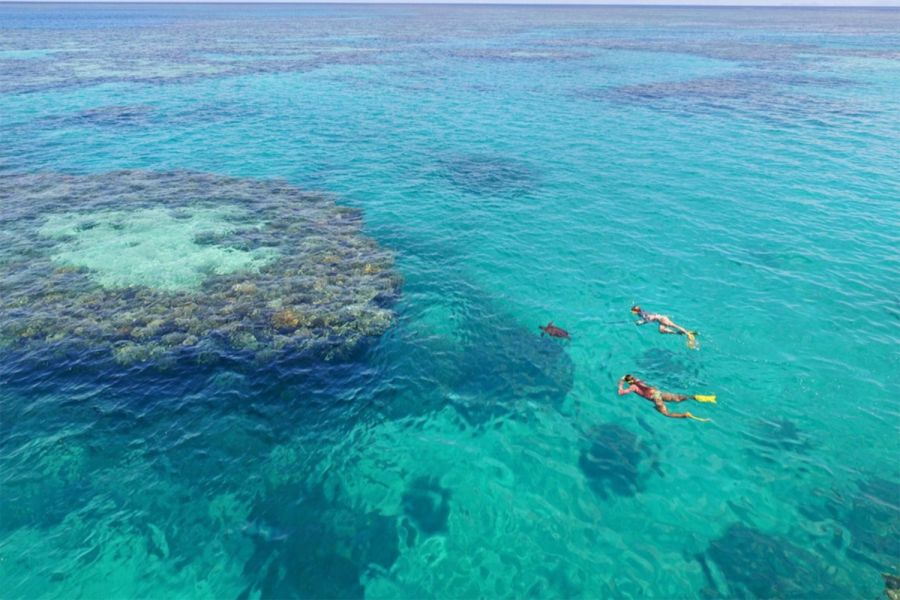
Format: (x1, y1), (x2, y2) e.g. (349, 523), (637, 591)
(6, 0), (900, 6)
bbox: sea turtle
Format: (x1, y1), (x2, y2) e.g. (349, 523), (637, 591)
(539, 321), (570, 340)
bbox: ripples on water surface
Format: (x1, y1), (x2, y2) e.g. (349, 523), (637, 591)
(1, 5), (899, 598)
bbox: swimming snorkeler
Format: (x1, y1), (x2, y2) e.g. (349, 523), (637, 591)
(631, 305), (699, 349)
(618, 374), (716, 422)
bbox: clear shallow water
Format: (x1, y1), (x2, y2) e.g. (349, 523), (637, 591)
(1, 4), (899, 598)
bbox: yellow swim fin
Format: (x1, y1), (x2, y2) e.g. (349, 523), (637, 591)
(686, 413), (711, 422)
(694, 394), (717, 404)
(686, 332), (699, 350)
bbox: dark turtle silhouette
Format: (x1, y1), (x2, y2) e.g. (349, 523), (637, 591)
(539, 321), (570, 340)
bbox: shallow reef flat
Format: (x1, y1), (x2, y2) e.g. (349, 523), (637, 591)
(0, 170), (401, 366)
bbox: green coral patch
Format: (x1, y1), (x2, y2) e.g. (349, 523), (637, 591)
(40, 207), (277, 291)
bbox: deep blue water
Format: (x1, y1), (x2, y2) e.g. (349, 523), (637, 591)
(1, 4), (899, 598)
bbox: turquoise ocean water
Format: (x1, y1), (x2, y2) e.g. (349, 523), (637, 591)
(1, 4), (899, 598)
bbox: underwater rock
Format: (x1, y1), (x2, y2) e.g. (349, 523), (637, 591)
(799, 476), (900, 573)
(601, 72), (873, 127)
(0, 170), (401, 366)
(70, 104), (156, 128)
(700, 523), (845, 598)
(373, 280), (576, 431)
(450, 48), (587, 62)
(743, 417), (814, 461)
(401, 476), (452, 536)
(0, 437), (94, 534)
(838, 478), (900, 568)
(438, 153), (538, 197)
(239, 484), (399, 600)
(456, 318), (574, 423)
(884, 573), (900, 600)
(578, 423), (657, 500)
(22, 104), (158, 132)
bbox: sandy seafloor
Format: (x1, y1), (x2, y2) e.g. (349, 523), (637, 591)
(1, 4), (899, 599)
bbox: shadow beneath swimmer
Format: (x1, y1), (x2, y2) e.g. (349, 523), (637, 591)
(698, 523), (848, 599)
(578, 423), (660, 500)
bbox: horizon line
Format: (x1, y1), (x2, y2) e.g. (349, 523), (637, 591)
(2, 1), (897, 6)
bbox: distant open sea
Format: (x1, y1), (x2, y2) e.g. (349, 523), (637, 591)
(1, 3), (898, 598)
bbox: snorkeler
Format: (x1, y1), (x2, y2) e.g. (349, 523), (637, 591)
(618, 374), (716, 422)
(631, 305), (698, 349)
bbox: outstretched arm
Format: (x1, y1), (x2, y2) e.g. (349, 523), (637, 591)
(618, 380), (637, 396)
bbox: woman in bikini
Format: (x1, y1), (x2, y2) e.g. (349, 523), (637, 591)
(631, 305), (698, 348)
(618, 374), (715, 421)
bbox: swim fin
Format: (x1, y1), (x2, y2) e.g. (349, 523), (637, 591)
(694, 394), (717, 404)
(689, 415), (712, 423)
(686, 332), (699, 349)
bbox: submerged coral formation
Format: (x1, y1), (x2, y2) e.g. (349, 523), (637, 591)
(67, 104), (157, 128)
(601, 72), (873, 127)
(240, 461), (401, 600)
(743, 418), (814, 460)
(835, 478), (900, 570)
(796, 476), (900, 578)
(401, 476), (452, 536)
(579, 423), (657, 500)
(438, 153), (538, 198)
(383, 283), (575, 427)
(699, 524), (847, 599)
(884, 573), (900, 600)
(0, 170), (400, 365)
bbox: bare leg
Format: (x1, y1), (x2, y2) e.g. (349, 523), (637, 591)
(661, 393), (689, 403)
(659, 316), (692, 336)
(654, 403), (709, 421)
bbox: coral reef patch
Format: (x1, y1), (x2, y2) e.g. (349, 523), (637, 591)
(579, 423), (658, 500)
(239, 475), (400, 600)
(599, 73), (873, 127)
(698, 523), (848, 598)
(830, 477), (899, 571)
(743, 418), (814, 462)
(401, 476), (452, 536)
(438, 153), (538, 198)
(0, 170), (400, 365)
(884, 573), (900, 600)
(796, 475), (900, 579)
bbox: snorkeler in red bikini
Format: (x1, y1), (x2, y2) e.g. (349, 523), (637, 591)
(618, 374), (716, 422)
(631, 305), (698, 348)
